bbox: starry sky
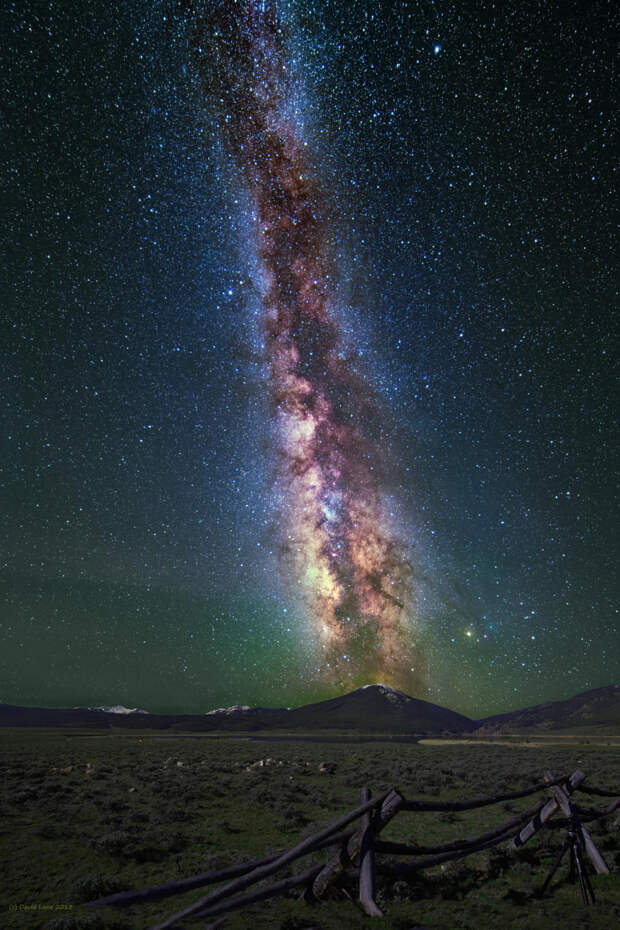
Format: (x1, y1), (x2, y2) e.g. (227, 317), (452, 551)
(1, 0), (618, 718)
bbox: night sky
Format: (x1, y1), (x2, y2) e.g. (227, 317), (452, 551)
(2, 0), (618, 718)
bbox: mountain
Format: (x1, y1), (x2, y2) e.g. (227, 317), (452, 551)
(74, 705), (149, 715)
(1, 684), (617, 734)
(0, 685), (472, 733)
(205, 704), (286, 717)
(277, 684), (473, 733)
(475, 684), (620, 732)
(95, 705), (149, 715)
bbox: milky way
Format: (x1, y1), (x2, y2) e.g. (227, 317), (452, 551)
(2, 0), (617, 716)
(185, 0), (424, 691)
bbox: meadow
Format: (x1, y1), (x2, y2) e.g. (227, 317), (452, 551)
(1, 728), (618, 930)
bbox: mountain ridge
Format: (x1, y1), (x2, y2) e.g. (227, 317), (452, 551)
(473, 683), (620, 732)
(1, 683), (618, 733)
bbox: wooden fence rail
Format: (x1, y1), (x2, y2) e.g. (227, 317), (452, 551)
(84, 769), (617, 928)
(399, 774), (569, 812)
(82, 829), (357, 909)
(577, 784), (620, 797)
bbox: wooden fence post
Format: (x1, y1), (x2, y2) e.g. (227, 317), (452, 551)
(358, 787), (383, 917)
(312, 788), (403, 900)
(510, 770), (585, 849)
(545, 771), (609, 875)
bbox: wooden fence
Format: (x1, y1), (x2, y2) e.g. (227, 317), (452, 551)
(86, 769), (619, 928)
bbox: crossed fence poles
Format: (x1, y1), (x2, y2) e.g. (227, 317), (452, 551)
(85, 769), (618, 927)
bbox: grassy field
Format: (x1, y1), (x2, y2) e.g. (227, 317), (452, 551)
(1, 727), (618, 930)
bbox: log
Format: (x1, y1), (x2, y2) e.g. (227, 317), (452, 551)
(86, 829), (355, 909)
(545, 771), (609, 875)
(312, 789), (403, 900)
(570, 798), (620, 821)
(576, 784), (619, 798)
(358, 787), (383, 917)
(400, 774), (569, 813)
(375, 797), (546, 856)
(149, 788), (393, 930)
(510, 770), (585, 849)
(203, 919), (228, 930)
(187, 864), (323, 922)
(376, 828), (513, 859)
(377, 828), (525, 875)
(86, 852), (282, 908)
